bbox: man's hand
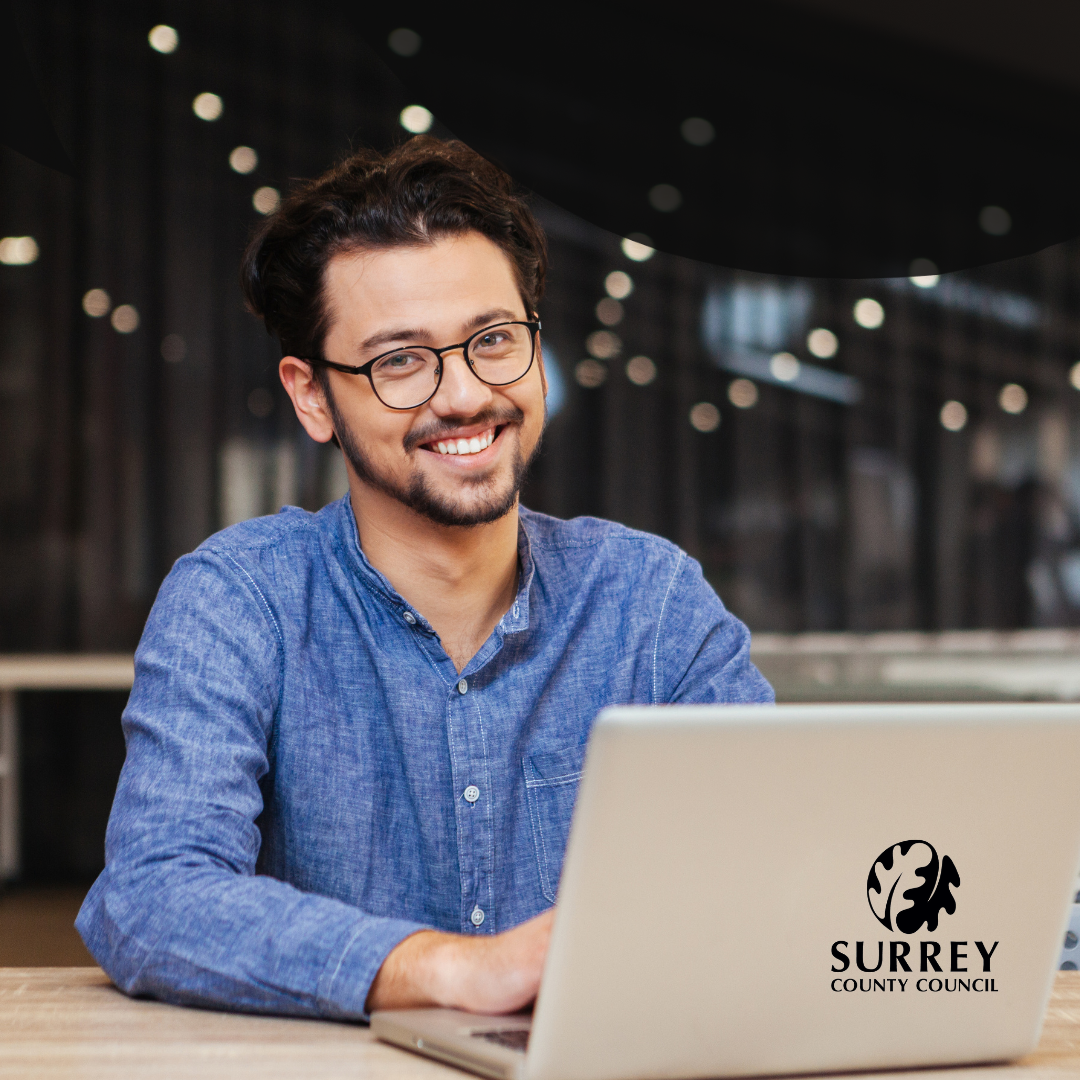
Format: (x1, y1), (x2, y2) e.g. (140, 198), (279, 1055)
(366, 907), (555, 1014)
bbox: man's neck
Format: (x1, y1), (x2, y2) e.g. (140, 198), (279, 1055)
(348, 478), (520, 674)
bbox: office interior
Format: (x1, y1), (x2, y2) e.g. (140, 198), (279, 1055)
(4, 1), (1080, 968)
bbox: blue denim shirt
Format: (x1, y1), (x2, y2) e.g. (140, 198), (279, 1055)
(76, 497), (772, 1019)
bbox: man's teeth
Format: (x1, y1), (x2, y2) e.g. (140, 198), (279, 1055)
(434, 429), (496, 456)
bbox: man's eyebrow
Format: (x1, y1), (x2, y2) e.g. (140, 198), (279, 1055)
(357, 309), (523, 354)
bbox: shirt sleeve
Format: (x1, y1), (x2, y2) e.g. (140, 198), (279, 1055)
(652, 550), (775, 705)
(75, 549), (426, 1020)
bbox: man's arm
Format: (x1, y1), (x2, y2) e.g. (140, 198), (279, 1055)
(76, 549), (431, 1020)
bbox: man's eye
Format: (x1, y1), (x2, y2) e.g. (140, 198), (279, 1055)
(377, 351), (425, 372)
(477, 333), (507, 348)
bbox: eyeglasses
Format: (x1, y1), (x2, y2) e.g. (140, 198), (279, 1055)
(305, 320), (541, 410)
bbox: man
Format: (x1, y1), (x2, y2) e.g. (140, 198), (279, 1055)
(77, 136), (772, 1019)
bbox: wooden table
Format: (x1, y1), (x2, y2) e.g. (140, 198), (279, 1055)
(2, 969), (1080, 1079)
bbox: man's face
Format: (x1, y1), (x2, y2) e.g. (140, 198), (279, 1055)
(318, 232), (546, 528)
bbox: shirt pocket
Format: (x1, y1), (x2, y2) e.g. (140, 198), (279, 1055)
(524, 742), (587, 903)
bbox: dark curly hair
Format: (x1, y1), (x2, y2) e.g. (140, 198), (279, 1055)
(240, 136), (548, 366)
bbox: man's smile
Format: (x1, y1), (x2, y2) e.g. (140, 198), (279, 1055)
(421, 423), (505, 457)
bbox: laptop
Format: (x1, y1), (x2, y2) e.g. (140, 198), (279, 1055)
(372, 703), (1080, 1079)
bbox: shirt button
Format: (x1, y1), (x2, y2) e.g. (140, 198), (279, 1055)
(403, 612), (416, 625)
(457, 678), (468, 695)
(463, 785), (480, 803)
(470, 906), (485, 927)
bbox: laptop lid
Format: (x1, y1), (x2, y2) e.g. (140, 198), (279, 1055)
(525, 703), (1080, 1080)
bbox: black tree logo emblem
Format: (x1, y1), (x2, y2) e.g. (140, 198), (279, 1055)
(867, 840), (960, 934)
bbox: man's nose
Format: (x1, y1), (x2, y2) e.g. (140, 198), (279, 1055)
(429, 349), (493, 416)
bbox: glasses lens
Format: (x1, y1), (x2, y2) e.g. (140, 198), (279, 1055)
(467, 324), (534, 386)
(370, 348), (441, 409)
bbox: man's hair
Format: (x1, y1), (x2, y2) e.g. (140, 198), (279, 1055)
(240, 136), (548, 365)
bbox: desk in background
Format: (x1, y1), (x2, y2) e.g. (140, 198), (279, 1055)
(1, 967), (1079, 1079)
(0, 655), (134, 879)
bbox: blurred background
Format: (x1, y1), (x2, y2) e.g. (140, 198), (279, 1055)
(5, 0), (1080, 962)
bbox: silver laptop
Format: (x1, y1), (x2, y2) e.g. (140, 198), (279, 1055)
(372, 703), (1080, 1079)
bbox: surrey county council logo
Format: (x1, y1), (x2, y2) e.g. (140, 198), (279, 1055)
(867, 840), (960, 934)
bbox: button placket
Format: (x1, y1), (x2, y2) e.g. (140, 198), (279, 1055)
(447, 680), (494, 934)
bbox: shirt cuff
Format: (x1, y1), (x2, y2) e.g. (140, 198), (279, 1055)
(316, 915), (430, 1021)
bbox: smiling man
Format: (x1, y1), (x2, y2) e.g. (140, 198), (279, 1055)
(76, 137), (773, 1019)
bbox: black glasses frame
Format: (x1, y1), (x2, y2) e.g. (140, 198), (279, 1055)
(303, 320), (542, 411)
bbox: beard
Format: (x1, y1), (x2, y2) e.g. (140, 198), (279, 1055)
(325, 393), (542, 528)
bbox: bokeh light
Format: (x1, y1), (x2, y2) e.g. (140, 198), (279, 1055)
(81, 288), (110, 317)
(604, 271), (633, 299)
(689, 402), (721, 432)
(253, 187), (281, 215)
(999, 383), (1028, 414)
(980, 205), (1012, 236)
(853, 297), (885, 328)
(595, 298), (623, 326)
(400, 105), (433, 133)
(147, 25), (178, 53)
(192, 92), (223, 121)
(625, 355), (656, 385)
(586, 330), (621, 359)
(728, 378), (759, 408)
(0, 236), (39, 265)
(648, 184), (682, 212)
(680, 117), (715, 146)
(388, 28), (422, 56)
(621, 235), (655, 262)
(229, 146), (258, 174)
(769, 352), (800, 382)
(909, 258), (940, 288)
(1070, 361), (1080, 391)
(110, 304), (139, 333)
(940, 400), (968, 431)
(807, 327), (838, 359)
(575, 359), (607, 388)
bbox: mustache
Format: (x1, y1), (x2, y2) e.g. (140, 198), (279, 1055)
(403, 405), (525, 453)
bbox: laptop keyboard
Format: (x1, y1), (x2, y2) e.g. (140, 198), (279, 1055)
(472, 1029), (530, 1052)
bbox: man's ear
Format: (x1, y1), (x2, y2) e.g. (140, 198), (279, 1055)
(279, 356), (336, 444)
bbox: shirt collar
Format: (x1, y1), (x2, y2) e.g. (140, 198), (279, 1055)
(333, 495), (535, 637)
